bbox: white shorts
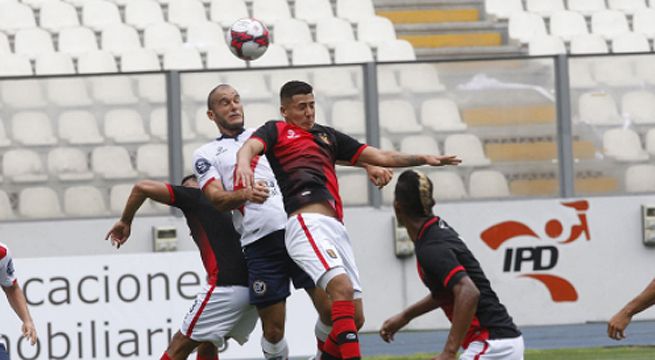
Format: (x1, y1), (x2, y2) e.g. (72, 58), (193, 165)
(460, 336), (525, 360)
(285, 213), (362, 295)
(180, 284), (258, 347)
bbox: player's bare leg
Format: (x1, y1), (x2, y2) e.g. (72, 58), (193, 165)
(258, 301), (289, 359)
(323, 274), (360, 360)
(306, 286), (332, 357)
(161, 331), (201, 360)
(196, 342), (218, 360)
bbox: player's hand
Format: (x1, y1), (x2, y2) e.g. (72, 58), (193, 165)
(235, 162), (255, 189)
(245, 181), (270, 204)
(425, 155), (462, 167)
(105, 220), (131, 249)
(379, 313), (409, 343)
(366, 165), (393, 189)
(608, 310), (631, 340)
(22, 320), (37, 345)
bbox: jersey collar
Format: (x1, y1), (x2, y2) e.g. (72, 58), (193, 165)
(417, 216), (440, 242)
(217, 128), (245, 141)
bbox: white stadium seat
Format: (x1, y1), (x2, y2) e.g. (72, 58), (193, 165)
(91, 76), (139, 105)
(14, 28), (55, 59)
(121, 49), (162, 71)
(19, 187), (61, 218)
(578, 92), (623, 125)
(125, 0), (165, 30)
(398, 64), (445, 93)
(167, 0), (207, 28)
(48, 148), (94, 181)
(591, 10), (629, 39)
(528, 35), (566, 55)
(633, 9), (655, 38)
(249, 44), (289, 68)
(64, 186), (108, 216)
(646, 128), (655, 155)
(11, 111), (57, 146)
(101, 24), (143, 56)
(223, 72), (271, 100)
(376, 40), (416, 62)
(592, 58), (639, 86)
(400, 136), (440, 155)
(210, 0), (248, 27)
(46, 78), (93, 107)
(376, 67), (402, 94)
(40, 1), (79, 32)
(468, 170), (510, 198)
(316, 17), (355, 49)
(291, 43), (331, 66)
(243, 103), (279, 129)
(206, 45), (248, 69)
(58, 26), (99, 57)
(508, 12), (547, 44)
(379, 100), (423, 134)
(269, 69), (312, 95)
(109, 184), (167, 215)
(331, 100), (366, 135)
(429, 171), (468, 200)
(104, 109), (151, 143)
(163, 47), (204, 70)
(0, 80), (46, 108)
(334, 41), (373, 64)
(252, 0), (291, 26)
(421, 98), (467, 131)
(0, 32), (9, 55)
(78, 50), (119, 73)
(634, 57), (655, 85)
(186, 22), (225, 52)
(602, 128), (648, 161)
(568, 59), (598, 87)
(444, 133), (491, 166)
(181, 72), (223, 102)
(625, 164), (655, 192)
(568, 0), (607, 15)
(0, 54), (33, 76)
(3, 149), (47, 183)
(357, 16), (397, 47)
(336, 0), (375, 23)
(136, 144), (169, 178)
(22, 0), (59, 9)
(295, 0), (334, 25)
(608, 0), (648, 14)
(622, 91), (655, 124)
(549, 11), (589, 42)
(58, 111), (104, 145)
(313, 68), (359, 97)
(485, 0), (523, 19)
(0, 190), (14, 220)
(337, 173), (368, 205)
(82, 0), (122, 31)
(0, 121), (10, 147)
(195, 107), (219, 139)
(0, 2), (36, 34)
(611, 32), (651, 53)
(136, 74), (166, 104)
(34, 52), (75, 75)
(92, 146), (138, 179)
(526, 0), (566, 16)
(183, 142), (205, 173)
(144, 22), (184, 54)
(570, 34), (609, 54)
(150, 107), (195, 140)
(273, 18), (313, 50)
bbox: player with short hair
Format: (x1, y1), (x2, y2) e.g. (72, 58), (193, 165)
(1, 242), (38, 360)
(608, 278), (655, 340)
(105, 175), (257, 360)
(381, 170), (524, 360)
(235, 80), (461, 359)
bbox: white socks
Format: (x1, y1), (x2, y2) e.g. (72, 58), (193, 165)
(315, 319), (332, 359)
(261, 337), (289, 360)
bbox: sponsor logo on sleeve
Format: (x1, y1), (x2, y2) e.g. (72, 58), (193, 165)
(195, 158), (211, 175)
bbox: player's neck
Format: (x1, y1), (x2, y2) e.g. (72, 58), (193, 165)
(403, 217), (427, 242)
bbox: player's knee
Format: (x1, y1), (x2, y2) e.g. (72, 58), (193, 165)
(262, 323), (285, 343)
(196, 342), (217, 358)
(354, 312), (365, 330)
(326, 275), (354, 300)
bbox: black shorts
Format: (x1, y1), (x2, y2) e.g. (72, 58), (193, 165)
(243, 229), (315, 307)
(0, 343), (8, 360)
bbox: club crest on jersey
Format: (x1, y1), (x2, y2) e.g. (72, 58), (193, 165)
(195, 158), (211, 175)
(215, 147), (227, 156)
(326, 249), (338, 259)
(318, 133), (331, 145)
(286, 129), (300, 139)
(253, 280), (267, 295)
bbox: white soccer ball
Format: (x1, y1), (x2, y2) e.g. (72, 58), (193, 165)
(226, 18), (270, 61)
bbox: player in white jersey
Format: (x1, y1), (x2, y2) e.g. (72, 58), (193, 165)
(193, 84), (391, 359)
(1, 242), (37, 360)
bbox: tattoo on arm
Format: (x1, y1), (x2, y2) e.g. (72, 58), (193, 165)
(390, 153), (424, 167)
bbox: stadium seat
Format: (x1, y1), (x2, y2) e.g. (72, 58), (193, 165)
(420, 98), (467, 132)
(187, 22), (225, 52)
(183, 142), (205, 173)
(101, 24), (142, 56)
(135, 74), (166, 103)
(526, 0), (565, 16)
(0, 80), (46, 108)
(92, 146), (138, 179)
(622, 91), (655, 124)
(313, 68), (359, 97)
(379, 100), (423, 134)
(195, 107), (219, 139)
(0, 121), (10, 147)
(46, 78), (93, 107)
(633, 9), (655, 38)
(608, 0), (648, 14)
(210, 0), (248, 27)
(578, 92), (623, 125)
(0, 2), (36, 34)
(150, 107), (195, 141)
(34, 52), (75, 75)
(104, 109), (151, 143)
(400, 136), (440, 155)
(591, 10), (629, 39)
(376, 67), (402, 94)
(120, 49), (162, 71)
(0, 32), (9, 55)
(78, 51), (119, 73)
(243, 103), (279, 129)
(602, 128), (648, 161)
(40, 0), (79, 32)
(3, 149), (48, 183)
(316, 17), (355, 49)
(625, 164), (655, 192)
(58, 111), (104, 145)
(273, 18), (313, 50)
(485, 0), (523, 19)
(592, 58), (639, 86)
(0, 190), (14, 220)
(58, 26), (99, 57)
(14, 28), (55, 59)
(376, 40), (416, 62)
(569, 34), (609, 54)
(91, 76), (139, 105)
(21, 0), (59, 9)
(429, 171), (468, 200)
(269, 69), (312, 94)
(109, 184), (166, 215)
(11, 112), (57, 146)
(82, 0), (121, 31)
(567, 0), (607, 15)
(357, 16), (397, 47)
(125, 0), (165, 30)
(47, 148), (94, 181)
(252, 0), (291, 26)
(334, 41), (373, 64)
(337, 172), (368, 205)
(549, 11), (589, 42)
(144, 22), (184, 54)
(398, 64), (445, 93)
(136, 144), (169, 178)
(508, 12), (547, 44)
(468, 170), (510, 198)
(223, 72), (271, 100)
(611, 32), (651, 53)
(336, 0), (375, 23)
(181, 72), (222, 102)
(0, 54), (33, 76)
(167, 0), (206, 28)
(206, 45), (248, 69)
(528, 35), (566, 55)
(291, 43), (331, 65)
(444, 134), (491, 166)
(64, 186), (108, 216)
(163, 47), (204, 70)
(634, 56), (655, 85)
(18, 187), (61, 218)
(568, 59), (598, 87)
(295, 0), (334, 25)
(249, 44), (290, 68)
(331, 100), (366, 135)
(646, 128), (655, 155)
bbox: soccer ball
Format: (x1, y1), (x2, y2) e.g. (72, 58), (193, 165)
(226, 18), (270, 61)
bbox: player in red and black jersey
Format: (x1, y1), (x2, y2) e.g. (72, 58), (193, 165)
(106, 175), (257, 360)
(235, 81), (461, 359)
(381, 170), (523, 360)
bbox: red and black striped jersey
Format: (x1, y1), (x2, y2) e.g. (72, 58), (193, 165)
(415, 216), (521, 349)
(252, 120), (367, 221)
(165, 184), (248, 287)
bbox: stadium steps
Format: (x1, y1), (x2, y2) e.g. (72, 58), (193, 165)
(374, 0), (523, 59)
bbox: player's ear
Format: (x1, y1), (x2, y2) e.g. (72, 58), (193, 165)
(279, 105), (287, 118)
(206, 110), (214, 121)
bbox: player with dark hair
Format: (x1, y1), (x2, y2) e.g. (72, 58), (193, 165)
(235, 80), (461, 359)
(1, 242), (38, 360)
(380, 170), (523, 359)
(105, 175), (257, 360)
(608, 278), (655, 340)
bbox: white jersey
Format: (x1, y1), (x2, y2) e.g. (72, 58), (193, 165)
(0, 242), (16, 288)
(193, 128), (287, 247)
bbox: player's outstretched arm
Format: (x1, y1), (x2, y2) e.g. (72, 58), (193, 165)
(235, 138), (265, 188)
(438, 276), (479, 360)
(203, 179), (269, 212)
(2, 282), (37, 345)
(608, 278), (655, 340)
(380, 294), (443, 343)
(357, 146), (462, 168)
(336, 160), (394, 188)
(105, 180), (171, 249)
